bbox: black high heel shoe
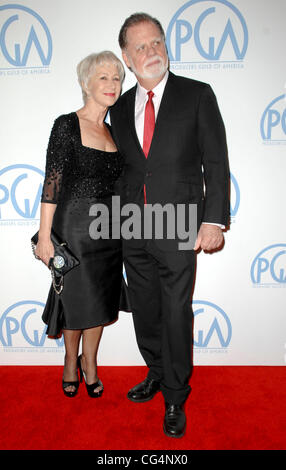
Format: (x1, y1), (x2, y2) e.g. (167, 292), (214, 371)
(78, 354), (104, 398)
(62, 356), (82, 398)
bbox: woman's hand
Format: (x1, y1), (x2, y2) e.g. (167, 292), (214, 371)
(36, 203), (57, 266)
(35, 236), (54, 266)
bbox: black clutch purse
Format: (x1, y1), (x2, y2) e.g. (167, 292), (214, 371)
(31, 230), (80, 294)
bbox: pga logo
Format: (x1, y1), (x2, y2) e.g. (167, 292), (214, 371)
(0, 164), (44, 220)
(0, 300), (63, 348)
(260, 94), (286, 142)
(251, 244), (286, 286)
(230, 172), (240, 219)
(193, 300), (232, 349)
(166, 0), (248, 63)
(0, 4), (52, 68)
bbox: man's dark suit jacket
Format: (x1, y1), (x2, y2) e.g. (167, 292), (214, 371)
(110, 71), (230, 251)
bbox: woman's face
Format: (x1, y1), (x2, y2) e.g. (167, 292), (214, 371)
(86, 62), (121, 107)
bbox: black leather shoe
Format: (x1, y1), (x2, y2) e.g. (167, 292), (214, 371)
(163, 403), (186, 438)
(127, 377), (161, 402)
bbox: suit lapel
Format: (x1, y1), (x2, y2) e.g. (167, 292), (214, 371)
(125, 72), (178, 163)
(126, 85), (146, 161)
(147, 72), (177, 162)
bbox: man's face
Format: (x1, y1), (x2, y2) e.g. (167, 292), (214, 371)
(122, 21), (168, 81)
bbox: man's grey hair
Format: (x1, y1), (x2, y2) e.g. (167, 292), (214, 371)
(118, 12), (165, 50)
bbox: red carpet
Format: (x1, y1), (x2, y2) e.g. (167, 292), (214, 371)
(0, 366), (285, 450)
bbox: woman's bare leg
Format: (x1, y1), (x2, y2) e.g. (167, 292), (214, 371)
(81, 326), (103, 393)
(63, 329), (82, 393)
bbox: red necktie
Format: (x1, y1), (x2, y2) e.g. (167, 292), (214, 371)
(143, 90), (155, 158)
(143, 91), (155, 204)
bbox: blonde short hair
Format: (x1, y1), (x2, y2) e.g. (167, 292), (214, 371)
(77, 51), (125, 103)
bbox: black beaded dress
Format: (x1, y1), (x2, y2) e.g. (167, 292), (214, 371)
(41, 112), (128, 335)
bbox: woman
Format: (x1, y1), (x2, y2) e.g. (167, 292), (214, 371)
(35, 51), (125, 398)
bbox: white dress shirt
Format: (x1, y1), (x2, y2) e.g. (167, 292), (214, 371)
(134, 71), (169, 147)
(134, 71), (224, 229)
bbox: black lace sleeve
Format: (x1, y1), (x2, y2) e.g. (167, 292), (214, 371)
(41, 115), (72, 204)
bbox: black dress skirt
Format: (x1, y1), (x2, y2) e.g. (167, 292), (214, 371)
(40, 112), (130, 336)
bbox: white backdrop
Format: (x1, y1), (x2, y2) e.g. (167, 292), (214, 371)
(0, 0), (285, 366)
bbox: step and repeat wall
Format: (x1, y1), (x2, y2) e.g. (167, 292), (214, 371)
(0, 0), (285, 365)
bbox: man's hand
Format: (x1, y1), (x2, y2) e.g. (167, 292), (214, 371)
(194, 224), (224, 252)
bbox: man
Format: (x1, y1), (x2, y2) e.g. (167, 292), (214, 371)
(110, 13), (230, 438)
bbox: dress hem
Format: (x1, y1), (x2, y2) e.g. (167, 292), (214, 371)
(43, 314), (119, 338)
(62, 315), (119, 331)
